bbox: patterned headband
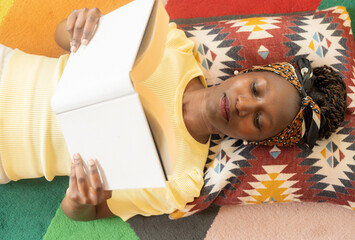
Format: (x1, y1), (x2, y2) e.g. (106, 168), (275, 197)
(241, 58), (323, 149)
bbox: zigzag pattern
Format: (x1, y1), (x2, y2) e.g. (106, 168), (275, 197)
(299, 119), (355, 201)
(172, 7), (355, 218)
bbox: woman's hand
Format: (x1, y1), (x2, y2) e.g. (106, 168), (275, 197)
(67, 153), (108, 208)
(66, 8), (103, 52)
(61, 153), (113, 221)
(54, 8), (103, 52)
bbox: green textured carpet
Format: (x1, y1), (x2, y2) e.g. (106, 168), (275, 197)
(318, 0), (355, 41)
(0, 177), (68, 239)
(44, 1), (355, 238)
(0, 0), (354, 240)
(0, 176), (137, 240)
(43, 208), (137, 240)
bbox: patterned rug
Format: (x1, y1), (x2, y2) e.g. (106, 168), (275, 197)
(170, 6), (355, 219)
(0, 0), (354, 239)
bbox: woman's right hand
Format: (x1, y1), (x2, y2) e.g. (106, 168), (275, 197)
(62, 153), (113, 221)
(66, 8), (103, 52)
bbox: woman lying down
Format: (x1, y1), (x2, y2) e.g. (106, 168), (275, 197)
(0, 8), (347, 221)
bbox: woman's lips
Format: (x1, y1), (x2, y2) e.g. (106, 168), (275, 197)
(219, 94), (230, 121)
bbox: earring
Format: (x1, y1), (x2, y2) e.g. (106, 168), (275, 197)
(234, 70), (239, 75)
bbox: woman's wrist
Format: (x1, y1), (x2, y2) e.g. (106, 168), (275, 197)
(61, 194), (97, 221)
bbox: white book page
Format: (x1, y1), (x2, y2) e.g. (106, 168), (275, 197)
(52, 0), (155, 114)
(58, 93), (166, 190)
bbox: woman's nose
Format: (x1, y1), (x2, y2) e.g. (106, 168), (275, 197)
(236, 96), (256, 117)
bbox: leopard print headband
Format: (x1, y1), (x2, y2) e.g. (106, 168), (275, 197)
(240, 58), (322, 149)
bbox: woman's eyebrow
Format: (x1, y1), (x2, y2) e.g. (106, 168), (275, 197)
(256, 76), (270, 95)
(265, 77), (270, 95)
(262, 80), (272, 131)
(259, 111), (272, 132)
(265, 112), (273, 131)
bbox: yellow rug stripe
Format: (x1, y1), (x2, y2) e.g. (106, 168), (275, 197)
(0, 0), (15, 25)
(0, 0), (132, 57)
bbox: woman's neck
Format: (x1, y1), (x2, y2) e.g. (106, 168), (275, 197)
(182, 78), (213, 144)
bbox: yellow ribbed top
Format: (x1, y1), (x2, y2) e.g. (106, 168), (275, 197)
(0, 22), (209, 220)
(108, 23), (209, 220)
(0, 50), (70, 181)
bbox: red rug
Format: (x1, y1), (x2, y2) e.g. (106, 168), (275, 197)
(166, 0), (321, 19)
(1, 0), (353, 239)
(166, 0), (322, 19)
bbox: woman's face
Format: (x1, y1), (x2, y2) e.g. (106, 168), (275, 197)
(205, 71), (300, 141)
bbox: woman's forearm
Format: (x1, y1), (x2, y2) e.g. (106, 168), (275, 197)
(54, 19), (71, 52)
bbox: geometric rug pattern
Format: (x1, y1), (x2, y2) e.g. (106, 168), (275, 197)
(1, 0), (354, 239)
(171, 6), (355, 219)
(179, 8), (355, 112)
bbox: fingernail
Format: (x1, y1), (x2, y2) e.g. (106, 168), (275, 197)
(74, 153), (80, 161)
(70, 46), (76, 52)
(82, 39), (89, 45)
(88, 159), (95, 166)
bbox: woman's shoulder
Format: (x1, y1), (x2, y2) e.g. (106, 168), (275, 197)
(166, 22), (195, 54)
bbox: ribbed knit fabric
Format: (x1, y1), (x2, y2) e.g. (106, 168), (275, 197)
(0, 50), (70, 181)
(0, 44), (14, 183)
(0, 22), (209, 221)
(0, 44), (13, 82)
(107, 23), (210, 221)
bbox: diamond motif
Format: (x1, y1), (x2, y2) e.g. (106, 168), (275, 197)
(307, 32), (332, 57)
(258, 45), (269, 59)
(285, 13), (348, 63)
(172, 7), (355, 219)
(269, 145), (281, 159)
(321, 141), (344, 168)
(301, 120), (355, 197)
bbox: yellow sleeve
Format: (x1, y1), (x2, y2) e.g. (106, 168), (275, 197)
(107, 168), (203, 221)
(166, 22), (195, 54)
(164, 23), (207, 89)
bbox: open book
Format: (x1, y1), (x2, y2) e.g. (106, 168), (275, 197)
(51, 0), (170, 190)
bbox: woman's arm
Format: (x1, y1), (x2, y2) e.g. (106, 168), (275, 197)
(61, 154), (115, 221)
(54, 8), (103, 52)
(54, 19), (71, 52)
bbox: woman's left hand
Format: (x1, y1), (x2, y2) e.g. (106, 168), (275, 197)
(66, 8), (103, 52)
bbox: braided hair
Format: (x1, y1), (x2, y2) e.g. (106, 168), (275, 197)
(307, 65), (347, 139)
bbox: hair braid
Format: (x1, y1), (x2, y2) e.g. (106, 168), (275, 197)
(308, 65), (347, 139)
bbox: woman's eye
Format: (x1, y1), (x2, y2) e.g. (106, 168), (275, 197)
(254, 112), (261, 130)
